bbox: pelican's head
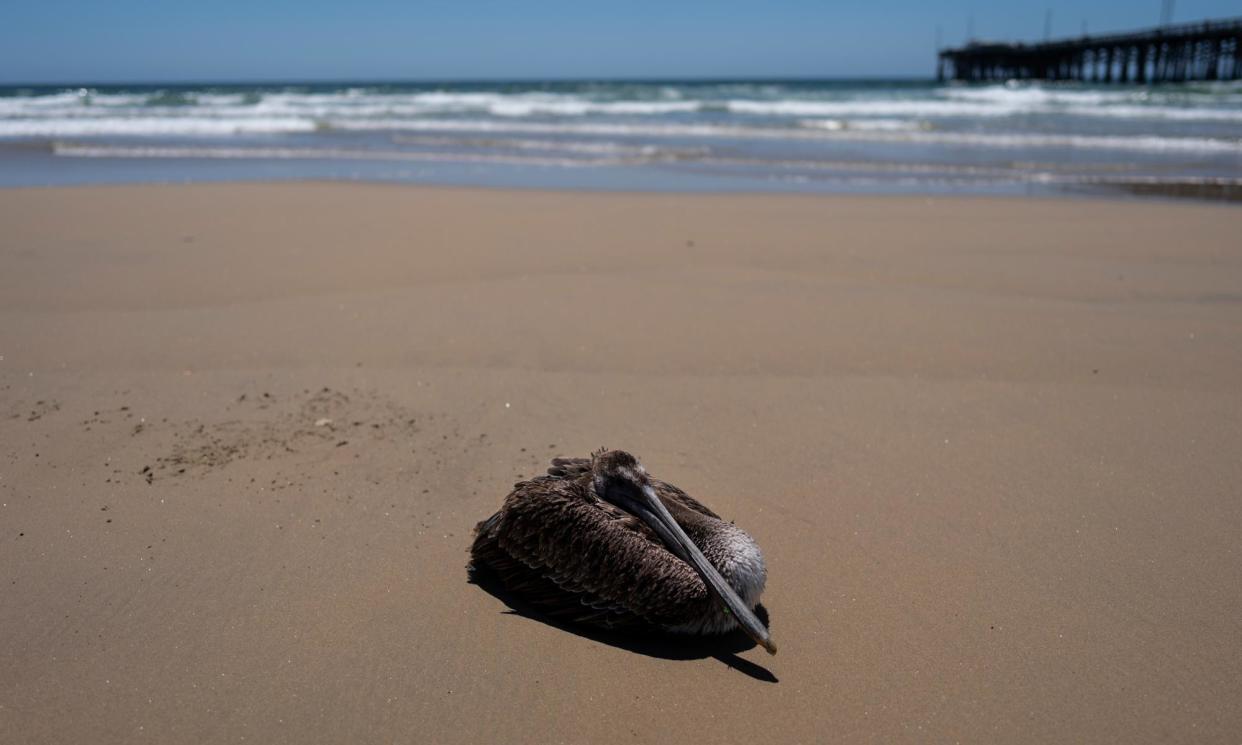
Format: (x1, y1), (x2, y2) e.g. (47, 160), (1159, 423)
(589, 449), (777, 655)
(591, 449), (650, 501)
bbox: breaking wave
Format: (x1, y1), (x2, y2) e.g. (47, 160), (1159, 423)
(3, 79), (1240, 193)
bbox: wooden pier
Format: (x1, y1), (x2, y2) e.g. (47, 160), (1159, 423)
(938, 17), (1242, 83)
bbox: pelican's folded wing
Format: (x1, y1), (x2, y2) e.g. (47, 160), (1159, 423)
(469, 475), (712, 630)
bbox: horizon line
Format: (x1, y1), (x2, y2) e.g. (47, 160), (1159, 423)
(0, 73), (939, 88)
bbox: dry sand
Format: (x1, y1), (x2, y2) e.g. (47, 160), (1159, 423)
(1, 184), (1240, 743)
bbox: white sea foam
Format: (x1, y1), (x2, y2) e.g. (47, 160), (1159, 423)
(802, 118), (925, 132)
(4, 85), (1241, 126)
(0, 92), (706, 121)
(387, 92), (700, 116)
(0, 117), (317, 136)
(1060, 104), (1242, 121)
(389, 134), (703, 158)
(49, 142), (627, 167)
(942, 84), (1242, 120)
(340, 117), (1242, 154)
(328, 118), (754, 137)
(796, 120), (1242, 153)
(15, 113), (1233, 155)
(726, 99), (1021, 118)
(943, 86), (1135, 105)
(727, 95), (1242, 122)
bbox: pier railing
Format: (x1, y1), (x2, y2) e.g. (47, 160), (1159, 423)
(938, 17), (1242, 83)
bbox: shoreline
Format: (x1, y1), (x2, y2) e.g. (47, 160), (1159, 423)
(4, 76), (1241, 203)
(3, 183), (1240, 743)
(4, 174), (1242, 205)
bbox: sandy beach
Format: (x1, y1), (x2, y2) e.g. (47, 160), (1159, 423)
(1, 183), (1240, 743)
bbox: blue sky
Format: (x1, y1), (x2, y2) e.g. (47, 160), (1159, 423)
(2, 0), (1239, 83)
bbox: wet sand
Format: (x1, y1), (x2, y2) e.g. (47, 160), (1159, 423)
(1, 184), (1240, 743)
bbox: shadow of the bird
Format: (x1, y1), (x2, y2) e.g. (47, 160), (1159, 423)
(469, 566), (778, 683)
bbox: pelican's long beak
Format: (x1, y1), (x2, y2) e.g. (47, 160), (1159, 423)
(635, 485), (777, 655)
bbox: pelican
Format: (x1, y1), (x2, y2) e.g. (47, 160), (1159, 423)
(469, 449), (776, 654)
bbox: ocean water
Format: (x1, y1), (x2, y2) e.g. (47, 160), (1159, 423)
(1, 79), (1240, 197)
